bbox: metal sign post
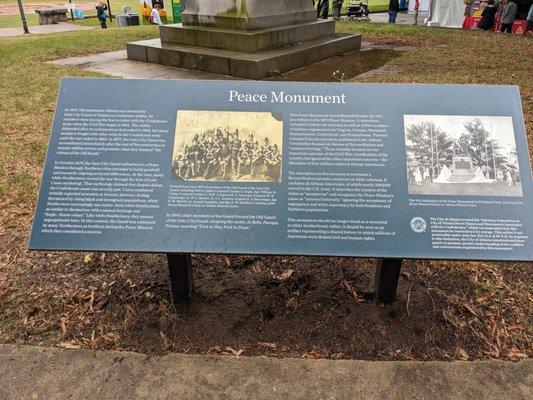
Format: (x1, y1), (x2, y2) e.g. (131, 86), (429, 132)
(107, 0), (113, 22)
(16, 0), (29, 34)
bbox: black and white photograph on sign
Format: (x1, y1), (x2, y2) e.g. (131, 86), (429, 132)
(405, 115), (523, 197)
(172, 111), (283, 183)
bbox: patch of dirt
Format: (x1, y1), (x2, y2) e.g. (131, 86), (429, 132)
(0, 3), (95, 16)
(0, 227), (531, 361)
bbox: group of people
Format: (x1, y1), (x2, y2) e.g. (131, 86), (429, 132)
(314, 0), (345, 20)
(477, 0), (533, 33)
(96, 0), (167, 29)
(173, 129), (282, 182)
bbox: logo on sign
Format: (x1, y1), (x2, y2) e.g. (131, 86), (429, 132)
(410, 217), (427, 233)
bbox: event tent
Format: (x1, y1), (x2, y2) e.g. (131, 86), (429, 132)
(426, 0), (466, 28)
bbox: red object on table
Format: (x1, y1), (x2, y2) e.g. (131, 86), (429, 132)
(463, 16), (530, 35)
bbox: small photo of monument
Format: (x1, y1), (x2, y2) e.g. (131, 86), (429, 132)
(172, 110), (283, 183)
(404, 115), (523, 197)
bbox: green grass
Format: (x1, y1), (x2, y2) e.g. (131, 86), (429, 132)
(330, 0), (389, 14)
(0, 13), (38, 28)
(0, 25), (158, 210)
(367, 0), (389, 13)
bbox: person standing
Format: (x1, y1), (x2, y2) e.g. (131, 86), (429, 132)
(478, 0), (498, 30)
(150, 3), (163, 25)
(333, 0), (344, 19)
(526, 2), (533, 33)
(388, 0), (400, 23)
(500, 0), (517, 33)
(95, 2), (108, 29)
(414, 167), (423, 186)
(316, 0), (329, 19)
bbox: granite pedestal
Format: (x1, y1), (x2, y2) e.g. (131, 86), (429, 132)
(127, 0), (362, 79)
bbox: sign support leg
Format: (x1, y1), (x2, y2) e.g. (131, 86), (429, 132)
(374, 258), (402, 304)
(166, 253), (193, 304)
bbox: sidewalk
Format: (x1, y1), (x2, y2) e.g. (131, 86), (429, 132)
(0, 22), (93, 38)
(1, 344), (531, 400)
(369, 11), (429, 24)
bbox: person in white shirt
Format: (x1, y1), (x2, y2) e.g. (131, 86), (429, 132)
(150, 4), (163, 25)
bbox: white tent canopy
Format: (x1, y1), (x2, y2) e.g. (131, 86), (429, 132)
(427, 0), (465, 28)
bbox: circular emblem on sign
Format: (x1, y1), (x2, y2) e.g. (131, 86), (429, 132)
(410, 217), (427, 233)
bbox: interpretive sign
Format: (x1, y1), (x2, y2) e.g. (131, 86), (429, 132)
(30, 78), (533, 261)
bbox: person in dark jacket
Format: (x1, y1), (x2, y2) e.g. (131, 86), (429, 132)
(95, 2), (108, 29)
(500, 0), (517, 33)
(333, 0), (344, 19)
(478, 0), (498, 30)
(316, 0), (329, 19)
(526, 2), (533, 33)
(388, 0), (400, 23)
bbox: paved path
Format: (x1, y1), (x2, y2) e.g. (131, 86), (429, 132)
(369, 11), (429, 25)
(0, 22), (93, 38)
(0, 344), (531, 400)
(50, 50), (236, 80)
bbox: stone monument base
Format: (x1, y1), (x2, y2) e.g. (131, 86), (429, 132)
(127, 20), (362, 79)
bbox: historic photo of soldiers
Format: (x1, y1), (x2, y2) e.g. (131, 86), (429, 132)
(172, 111), (283, 183)
(405, 115), (523, 197)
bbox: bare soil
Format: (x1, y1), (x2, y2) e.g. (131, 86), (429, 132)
(1, 227), (531, 361)
(0, 3), (94, 15)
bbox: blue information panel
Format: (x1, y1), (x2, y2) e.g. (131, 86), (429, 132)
(30, 78), (533, 261)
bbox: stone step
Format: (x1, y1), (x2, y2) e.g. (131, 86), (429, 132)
(127, 34), (362, 80)
(160, 20), (336, 54)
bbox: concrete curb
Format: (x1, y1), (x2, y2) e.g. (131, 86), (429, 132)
(0, 344), (531, 400)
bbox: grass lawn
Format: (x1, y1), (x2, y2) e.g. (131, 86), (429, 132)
(325, 0), (390, 14)
(0, 23), (532, 360)
(0, 13), (38, 28)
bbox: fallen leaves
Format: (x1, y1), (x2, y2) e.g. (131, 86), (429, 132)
(160, 331), (171, 350)
(340, 280), (365, 302)
(59, 341), (81, 349)
(302, 347), (330, 359)
(257, 342), (277, 349)
(455, 347), (470, 361)
(207, 346), (244, 357)
(269, 268), (294, 282)
(225, 347), (244, 357)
